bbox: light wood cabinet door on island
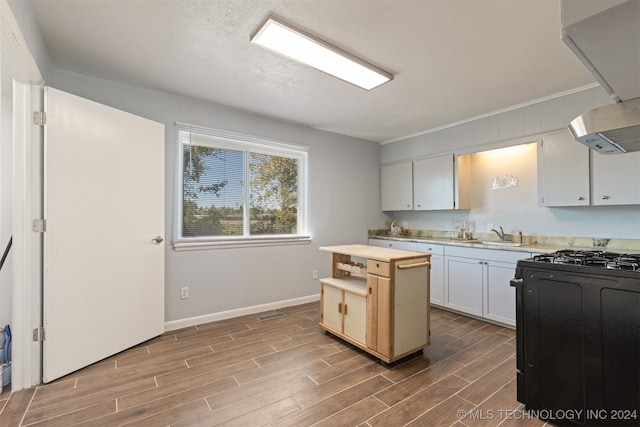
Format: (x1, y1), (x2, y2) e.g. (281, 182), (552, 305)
(366, 271), (391, 357)
(320, 282), (367, 345)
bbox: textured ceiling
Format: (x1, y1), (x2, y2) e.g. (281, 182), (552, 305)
(29, 0), (596, 143)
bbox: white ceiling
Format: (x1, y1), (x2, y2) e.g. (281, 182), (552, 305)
(29, 0), (596, 143)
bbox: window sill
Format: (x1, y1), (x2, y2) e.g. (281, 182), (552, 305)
(172, 235), (312, 251)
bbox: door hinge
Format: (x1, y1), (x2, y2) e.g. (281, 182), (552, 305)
(33, 111), (46, 126)
(33, 327), (45, 342)
(32, 218), (46, 233)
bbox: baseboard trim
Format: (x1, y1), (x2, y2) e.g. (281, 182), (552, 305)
(164, 294), (321, 332)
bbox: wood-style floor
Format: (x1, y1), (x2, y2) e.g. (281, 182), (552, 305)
(0, 303), (549, 427)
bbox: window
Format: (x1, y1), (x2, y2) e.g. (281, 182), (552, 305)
(173, 124), (309, 250)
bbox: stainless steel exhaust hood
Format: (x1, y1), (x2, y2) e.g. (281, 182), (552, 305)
(561, 0), (640, 154)
(568, 98), (640, 154)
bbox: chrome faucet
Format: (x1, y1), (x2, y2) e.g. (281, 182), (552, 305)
(491, 226), (507, 241)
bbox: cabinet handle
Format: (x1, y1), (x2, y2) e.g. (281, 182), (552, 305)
(338, 302), (342, 313)
(397, 260), (430, 269)
(417, 204), (421, 207)
(343, 304), (348, 315)
(601, 195), (610, 200)
(407, 204), (411, 208)
(577, 196), (584, 201)
(368, 287), (372, 295)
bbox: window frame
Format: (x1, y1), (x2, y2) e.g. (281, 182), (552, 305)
(173, 123), (310, 251)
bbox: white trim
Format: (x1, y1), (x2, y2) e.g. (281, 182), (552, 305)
(0, 1), (43, 84)
(11, 82), (43, 390)
(381, 83), (602, 144)
(176, 122), (310, 152)
(0, 0), (45, 390)
(173, 235), (311, 251)
(164, 294), (320, 331)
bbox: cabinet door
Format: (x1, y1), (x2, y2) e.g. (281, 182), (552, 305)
(381, 162), (413, 211)
(366, 274), (391, 356)
(445, 256), (483, 316)
(417, 243), (444, 306)
(591, 151), (640, 205)
(429, 254), (444, 306)
(366, 275), (378, 350)
(413, 155), (455, 210)
(538, 131), (590, 206)
(321, 285), (343, 333)
(483, 260), (516, 326)
(343, 291), (366, 344)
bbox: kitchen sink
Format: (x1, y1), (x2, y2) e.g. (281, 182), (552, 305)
(481, 241), (528, 247)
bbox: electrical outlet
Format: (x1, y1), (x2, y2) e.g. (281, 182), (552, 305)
(180, 286), (189, 299)
(312, 270), (319, 280)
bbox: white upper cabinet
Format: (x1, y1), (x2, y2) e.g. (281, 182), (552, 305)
(591, 151), (640, 205)
(538, 131), (590, 206)
(538, 130), (640, 207)
(382, 155), (471, 211)
(413, 154), (471, 211)
(381, 161), (413, 211)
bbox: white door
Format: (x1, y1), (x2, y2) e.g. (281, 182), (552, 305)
(43, 87), (165, 383)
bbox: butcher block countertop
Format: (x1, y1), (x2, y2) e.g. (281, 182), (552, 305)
(319, 244), (429, 262)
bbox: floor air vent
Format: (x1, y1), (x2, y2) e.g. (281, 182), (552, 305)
(258, 312), (286, 321)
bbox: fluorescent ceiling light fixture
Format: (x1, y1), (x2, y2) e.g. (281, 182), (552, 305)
(251, 16), (393, 90)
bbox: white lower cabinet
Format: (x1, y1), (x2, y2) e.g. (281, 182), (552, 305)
(416, 243), (445, 307)
(444, 255), (484, 317)
(483, 260), (518, 325)
(444, 246), (531, 327)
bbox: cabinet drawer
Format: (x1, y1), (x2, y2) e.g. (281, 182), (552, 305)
(368, 238), (418, 251)
(416, 242), (444, 255)
(367, 259), (390, 277)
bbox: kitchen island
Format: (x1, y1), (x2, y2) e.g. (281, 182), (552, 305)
(319, 244), (431, 363)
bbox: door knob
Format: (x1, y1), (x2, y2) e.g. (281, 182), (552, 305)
(151, 236), (164, 244)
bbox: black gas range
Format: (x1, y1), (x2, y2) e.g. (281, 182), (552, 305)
(511, 250), (639, 426)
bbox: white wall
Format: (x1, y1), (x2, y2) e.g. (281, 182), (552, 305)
(51, 68), (388, 323)
(382, 87), (640, 240)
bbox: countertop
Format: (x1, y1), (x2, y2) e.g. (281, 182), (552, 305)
(370, 235), (594, 254)
(319, 244), (431, 262)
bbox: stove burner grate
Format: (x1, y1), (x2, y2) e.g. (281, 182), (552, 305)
(532, 250), (640, 272)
